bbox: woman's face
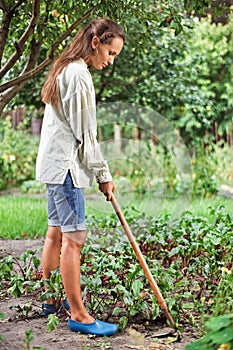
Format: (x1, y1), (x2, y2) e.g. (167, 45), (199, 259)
(90, 36), (124, 70)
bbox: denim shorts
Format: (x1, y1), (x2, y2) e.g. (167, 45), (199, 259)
(46, 171), (86, 232)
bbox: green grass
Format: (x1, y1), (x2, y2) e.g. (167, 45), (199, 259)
(0, 192), (233, 239)
(86, 192), (233, 218)
(0, 195), (48, 239)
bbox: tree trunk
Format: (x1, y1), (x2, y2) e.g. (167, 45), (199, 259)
(31, 117), (43, 136)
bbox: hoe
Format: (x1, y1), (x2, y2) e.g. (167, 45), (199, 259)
(111, 193), (176, 329)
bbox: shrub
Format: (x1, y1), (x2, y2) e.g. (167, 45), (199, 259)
(0, 117), (39, 190)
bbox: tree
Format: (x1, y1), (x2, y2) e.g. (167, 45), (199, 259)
(0, 0), (230, 115)
(95, 11), (233, 145)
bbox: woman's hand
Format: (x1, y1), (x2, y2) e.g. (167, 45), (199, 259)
(98, 181), (115, 201)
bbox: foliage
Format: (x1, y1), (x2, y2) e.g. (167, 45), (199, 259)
(0, 117), (39, 190)
(191, 144), (219, 197)
(0, 0), (231, 114)
(212, 267), (233, 317)
(37, 268), (66, 309)
(100, 137), (224, 198)
(20, 180), (46, 194)
(186, 314), (233, 350)
(0, 106), (231, 206)
(47, 314), (59, 332)
(115, 14), (233, 144)
(0, 250), (41, 297)
(173, 15), (233, 143)
(21, 329), (45, 350)
(213, 142), (233, 185)
(0, 113), (231, 197)
(1, 205), (232, 332)
(0, 0), (201, 113)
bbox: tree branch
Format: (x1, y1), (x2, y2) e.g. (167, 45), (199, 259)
(0, 58), (50, 93)
(0, 1), (26, 65)
(0, 4), (98, 93)
(0, 3), (100, 114)
(0, 0), (41, 80)
(10, 0), (26, 13)
(0, 10), (11, 66)
(23, 38), (42, 74)
(0, 40), (43, 111)
(0, 81), (27, 112)
(0, 0), (7, 11)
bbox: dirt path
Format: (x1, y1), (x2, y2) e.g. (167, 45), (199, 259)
(0, 239), (197, 350)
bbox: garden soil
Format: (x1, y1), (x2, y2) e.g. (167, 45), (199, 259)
(0, 239), (197, 350)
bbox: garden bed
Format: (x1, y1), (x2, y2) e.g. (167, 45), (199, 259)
(0, 239), (197, 350)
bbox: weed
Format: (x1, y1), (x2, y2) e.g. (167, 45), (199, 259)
(38, 268), (66, 306)
(10, 302), (33, 319)
(212, 268), (233, 317)
(21, 329), (44, 350)
(47, 314), (59, 332)
(0, 312), (5, 341)
(0, 250), (42, 297)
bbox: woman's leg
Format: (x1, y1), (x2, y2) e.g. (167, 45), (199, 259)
(42, 226), (62, 304)
(60, 232), (94, 324)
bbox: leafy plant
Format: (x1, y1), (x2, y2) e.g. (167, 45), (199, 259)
(47, 314), (59, 332)
(0, 252), (68, 330)
(38, 268), (66, 310)
(186, 314), (233, 350)
(0, 117), (39, 190)
(1, 204), (233, 334)
(10, 302), (33, 320)
(191, 144), (218, 197)
(0, 312), (5, 341)
(20, 180), (46, 194)
(0, 250), (41, 297)
(212, 268), (233, 317)
(21, 330), (44, 350)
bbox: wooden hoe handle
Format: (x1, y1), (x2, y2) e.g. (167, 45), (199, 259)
(111, 194), (175, 328)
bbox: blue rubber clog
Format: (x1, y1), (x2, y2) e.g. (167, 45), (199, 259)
(68, 318), (118, 336)
(42, 299), (70, 316)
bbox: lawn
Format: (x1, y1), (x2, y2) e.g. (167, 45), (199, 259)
(0, 190), (233, 239)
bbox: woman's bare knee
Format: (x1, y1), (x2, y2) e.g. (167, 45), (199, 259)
(46, 226), (62, 244)
(62, 231), (87, 247)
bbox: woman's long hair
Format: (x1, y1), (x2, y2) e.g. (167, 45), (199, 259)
(41, 18), (125, 106)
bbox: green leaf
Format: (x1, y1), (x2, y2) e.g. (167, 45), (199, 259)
(47, 314), (59, 332)
(185, 338), (212, 350)
(210, 327), (233, 343)
(132, 279), (143, 295)
(25, 329), (33, 342)
(112, 307), (125, 315)
(119, 316), (128, 331)
(206, 314), (233, 331)
(168, 247), (180, 257)
(33, 256), (41, 269)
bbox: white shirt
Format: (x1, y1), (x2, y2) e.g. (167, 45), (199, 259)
(36, 59), (112, 187)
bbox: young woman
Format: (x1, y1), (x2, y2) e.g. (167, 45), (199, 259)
(36, 18), (125, 336)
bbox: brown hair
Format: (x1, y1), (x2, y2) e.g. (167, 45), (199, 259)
(41, 18), (125, 106)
